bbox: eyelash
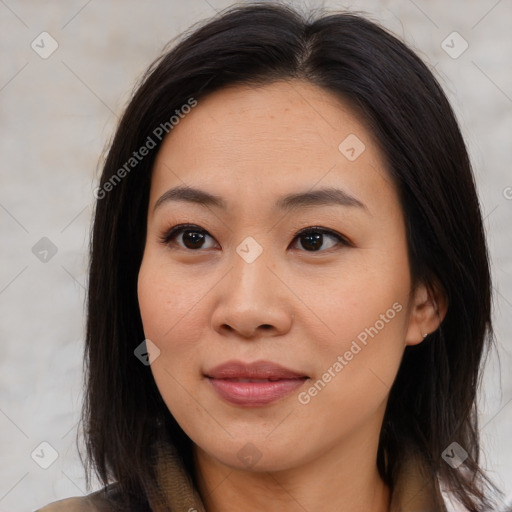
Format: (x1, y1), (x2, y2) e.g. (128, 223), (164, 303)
(158, 223), (352, 253)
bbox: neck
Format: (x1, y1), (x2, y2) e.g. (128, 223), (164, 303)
(193, 429), (390, 512)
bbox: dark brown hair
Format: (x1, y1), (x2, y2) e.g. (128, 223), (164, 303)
(80, 2), (501, 510)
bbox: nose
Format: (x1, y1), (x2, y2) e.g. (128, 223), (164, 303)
(211, 248), (293, 339)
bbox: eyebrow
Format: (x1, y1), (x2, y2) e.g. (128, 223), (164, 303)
(153, 185), (367, 213)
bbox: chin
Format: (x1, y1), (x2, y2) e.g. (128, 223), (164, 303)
(195, 435), (310, 474)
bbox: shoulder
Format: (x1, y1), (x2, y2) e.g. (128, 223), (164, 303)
(35, 495), (99, 512)
(35, 484), (128, 512)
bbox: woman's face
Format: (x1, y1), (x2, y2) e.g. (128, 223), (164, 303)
(137, 80), (429, 472)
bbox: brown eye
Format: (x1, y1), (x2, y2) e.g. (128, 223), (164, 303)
(159, 224), (217, 250)
(159, 224), (349, 253)
(291, 227), (349, 252)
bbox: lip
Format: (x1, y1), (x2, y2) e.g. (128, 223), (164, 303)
(205, 360), (309, 407)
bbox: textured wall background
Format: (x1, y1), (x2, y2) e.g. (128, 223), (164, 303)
(1, 0), (511, 510)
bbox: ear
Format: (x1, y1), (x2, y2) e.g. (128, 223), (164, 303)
(405, 280), (448, 346)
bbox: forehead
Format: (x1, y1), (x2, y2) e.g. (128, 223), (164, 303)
(148, 80), (394, 215)
(158, 80), (371, 157)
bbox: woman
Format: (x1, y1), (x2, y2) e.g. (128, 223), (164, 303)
(38, 2), (504, 511)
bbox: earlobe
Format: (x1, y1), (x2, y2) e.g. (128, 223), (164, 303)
(405, 281), (448, 346)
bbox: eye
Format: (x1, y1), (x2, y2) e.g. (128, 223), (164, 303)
(159, 224), (218, 250)
(159, 224), (350, 252)
(290, 227), (350, 252)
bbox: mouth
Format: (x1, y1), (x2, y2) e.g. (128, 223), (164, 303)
(219, 378), (291, 382)
(204, 360), (309, 407)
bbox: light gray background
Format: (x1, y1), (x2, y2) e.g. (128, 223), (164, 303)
(1, 0), (511, 510)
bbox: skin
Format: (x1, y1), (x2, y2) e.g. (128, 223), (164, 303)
(137, 80), (446, 512)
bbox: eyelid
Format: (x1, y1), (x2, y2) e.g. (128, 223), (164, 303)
(158, 223), (217, 247)
(158, 223), (352, 251)
(292, 226), (353, 248)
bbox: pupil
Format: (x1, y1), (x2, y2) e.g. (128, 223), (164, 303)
(180, 231), (325, 251)
(302, 233), (322, 251)
(183, 231), (204, 249)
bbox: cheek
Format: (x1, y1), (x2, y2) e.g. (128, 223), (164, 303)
(303, 249), (411, 407)
(297, 294), (408, 444)
(137, 252), (219, 412)
(307, 254), (410, 351)
(313, 292), (407, 398)
(137, 254), (207, 344)
(137, 256), (206, 423)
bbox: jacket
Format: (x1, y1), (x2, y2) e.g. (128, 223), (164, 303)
(36, 441), (447, 511)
